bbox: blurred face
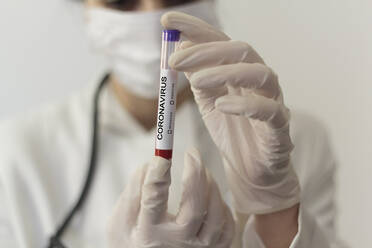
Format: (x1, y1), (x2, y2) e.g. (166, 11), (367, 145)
(85, 0), (198, 11)
(85, 0), (213, 99)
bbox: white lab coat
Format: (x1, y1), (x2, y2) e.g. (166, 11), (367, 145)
(0, 82), (346, 247)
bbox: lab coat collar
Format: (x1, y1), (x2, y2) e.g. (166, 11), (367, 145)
(99, 82), (152, 137)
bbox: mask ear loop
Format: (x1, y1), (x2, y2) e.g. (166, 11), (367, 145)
(46, 73), (110, 248)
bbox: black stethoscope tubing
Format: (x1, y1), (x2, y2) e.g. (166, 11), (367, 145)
(47, 74), (110, 248)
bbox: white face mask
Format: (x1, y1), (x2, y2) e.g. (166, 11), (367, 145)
(86, 0), (220, 98)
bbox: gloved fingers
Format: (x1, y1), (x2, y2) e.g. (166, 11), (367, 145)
(215, 206), (235, 248)
(198, 173), (228, 245)
(139, 156), (171, 226)
(176, 148), (209, 239)
(169, 40), (264, 72)
(107, 164), (148, 239)
(179, 40), (196, 50)
(161, 11), (230, 43)
(190, 63), (281, 100)
(191, 85), (228, 115)
(215, 94), (289, 129)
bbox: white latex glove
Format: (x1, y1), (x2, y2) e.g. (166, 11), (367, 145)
(161, 12), (301, 215)
(107, 148), (234, 248)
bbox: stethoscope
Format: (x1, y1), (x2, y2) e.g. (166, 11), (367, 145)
(47, 74), (109, 248)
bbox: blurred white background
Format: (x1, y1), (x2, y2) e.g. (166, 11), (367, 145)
(0, 0), (106, 119)
(0, 0), (371, 246)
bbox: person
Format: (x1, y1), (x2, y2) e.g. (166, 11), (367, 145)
(0, 0), (347, 247)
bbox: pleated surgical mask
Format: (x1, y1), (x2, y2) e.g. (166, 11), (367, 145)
(85, 0), (220, 98)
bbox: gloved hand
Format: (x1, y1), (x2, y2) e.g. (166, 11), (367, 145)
(161, 12), (300, 215)
(107, 148), (234, 248)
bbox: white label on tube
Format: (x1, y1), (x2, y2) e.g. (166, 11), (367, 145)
(155, 69), (178, 150)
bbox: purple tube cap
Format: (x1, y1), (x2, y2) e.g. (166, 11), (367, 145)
(163, 29), (181, 42)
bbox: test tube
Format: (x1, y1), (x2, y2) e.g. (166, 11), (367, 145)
(155, 29), (181, 160)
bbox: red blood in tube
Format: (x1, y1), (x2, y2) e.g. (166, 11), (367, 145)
(155, 149), (173, 160)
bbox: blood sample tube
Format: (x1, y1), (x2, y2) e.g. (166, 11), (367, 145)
(155, 29), (181, 160)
